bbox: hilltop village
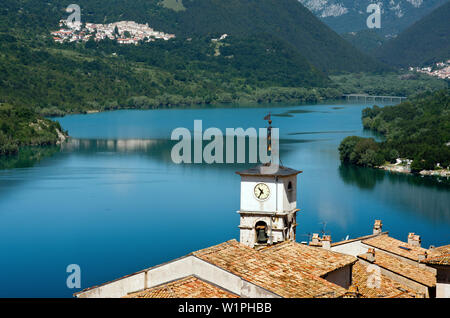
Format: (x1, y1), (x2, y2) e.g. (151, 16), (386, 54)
(410, 60), (450, 80)
(51, 20), (175, 44)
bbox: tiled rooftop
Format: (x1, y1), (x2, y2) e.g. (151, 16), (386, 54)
(431, 244), (450, 255)
(358, 250), (436, 287)
(192, 240), (356, 298)
(261, 240), (357, 277)
(362, 234), (440, 262)
(351, 262), (420, 298)
(236, 165), (302, 177)
(124, 275), (239, 298)
(424, 244), (450, 265)
(423, 254), (450, 266)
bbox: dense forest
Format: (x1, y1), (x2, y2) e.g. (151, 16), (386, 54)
(1, 32), (349, 116)
(0, 104), (65, 156)
(339, 89), (450, 172)
(331, 73), (448, 97)
(341, 30), (386, 56)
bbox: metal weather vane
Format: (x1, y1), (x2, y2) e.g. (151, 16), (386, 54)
(264, 113), (272, 153)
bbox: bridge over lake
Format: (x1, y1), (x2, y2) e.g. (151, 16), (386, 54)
(343, 94), (407, 103)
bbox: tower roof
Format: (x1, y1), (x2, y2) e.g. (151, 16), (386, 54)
(236, 164), (302, 177)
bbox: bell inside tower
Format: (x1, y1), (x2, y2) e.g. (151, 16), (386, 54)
(255, 221), (268, 244)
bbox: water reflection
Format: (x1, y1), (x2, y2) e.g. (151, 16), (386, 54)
(339, 164), (387, 190)
(339, 164), (450, 223)
(0, 146), (59, 170)
(62, 138), (163, 153)
(60, 137), (311, 170)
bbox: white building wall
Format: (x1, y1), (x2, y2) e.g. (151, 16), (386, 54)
(331, 241), (370, 257)
(75, 256), (280, 298)
(240, 176), (277, 212)
(280, 176), (297, 212)
(436, 283), (450, 298)
(76, 272), (146, 298)
(436, 267), (450, 298)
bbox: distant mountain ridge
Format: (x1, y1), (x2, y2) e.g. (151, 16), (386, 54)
(375, 1), (450, 67)
(299, 0), (448, 35)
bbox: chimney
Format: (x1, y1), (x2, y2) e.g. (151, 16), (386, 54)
(408, 233), (421, 247)
(366, 248), (376, 262)
(309, 233), (321, 246)
(322, 235), (331, 250)
(418, 252), (428, 268)
(373, 220), (383, 235)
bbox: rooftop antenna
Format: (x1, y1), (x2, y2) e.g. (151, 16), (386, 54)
(319, 221), (329, 237)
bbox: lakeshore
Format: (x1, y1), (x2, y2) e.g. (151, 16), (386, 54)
(1, 103), (449, 297)
(380, 162), (450, 178)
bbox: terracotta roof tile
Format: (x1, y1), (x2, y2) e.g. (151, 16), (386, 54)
(261, 240), (357, 277)
(192, 240), (356, 298)
(424, 245), (450, 265)
(423, 254), (450, 266)
(430, 244), (450, 255)
(351, 262), (421, 298)
(124, 276), (239, 298)
(362, 234), (440, 262)
(358, 250), (436, 287)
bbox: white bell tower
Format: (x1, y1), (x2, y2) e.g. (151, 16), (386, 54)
(236, 165), (302, 248)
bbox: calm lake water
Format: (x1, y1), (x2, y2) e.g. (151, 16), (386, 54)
(0, 102), (449, 297)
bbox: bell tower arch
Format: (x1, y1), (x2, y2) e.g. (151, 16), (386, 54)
(236, 165), (302, 248)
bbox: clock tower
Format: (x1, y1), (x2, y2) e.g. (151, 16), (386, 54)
(236, 164), (302, 248)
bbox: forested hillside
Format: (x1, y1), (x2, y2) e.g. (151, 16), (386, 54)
(0, 0), (396, 117)
(375, 1), (450, 67)
(339, 89), (450, 172)
(1, 31), (347, 115)
(2, 0), (386, 73)
(0, 104), (65, 156)
(341, 30), (386, 55)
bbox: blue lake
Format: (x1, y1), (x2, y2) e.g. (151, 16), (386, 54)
(0, 102), (449, 297)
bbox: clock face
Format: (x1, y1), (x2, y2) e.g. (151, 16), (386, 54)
(254, 183), (270, 201)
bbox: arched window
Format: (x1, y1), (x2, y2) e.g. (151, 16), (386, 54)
(287, 181), (294, 203)
(255, 221), (268, 244)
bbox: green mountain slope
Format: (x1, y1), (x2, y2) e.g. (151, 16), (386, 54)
(375, 1), (450, 67)
(0, 0), (394, 115)
(341, 30), (386, 55)
(339, 89), (450, 171)
(161, 0), (386, 73)
(1, 0), (386, 73)
(0, 32), (337, 114)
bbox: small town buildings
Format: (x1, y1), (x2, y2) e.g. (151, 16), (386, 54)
(409, 60), (450, 79)
(51, 20), (175, 45)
